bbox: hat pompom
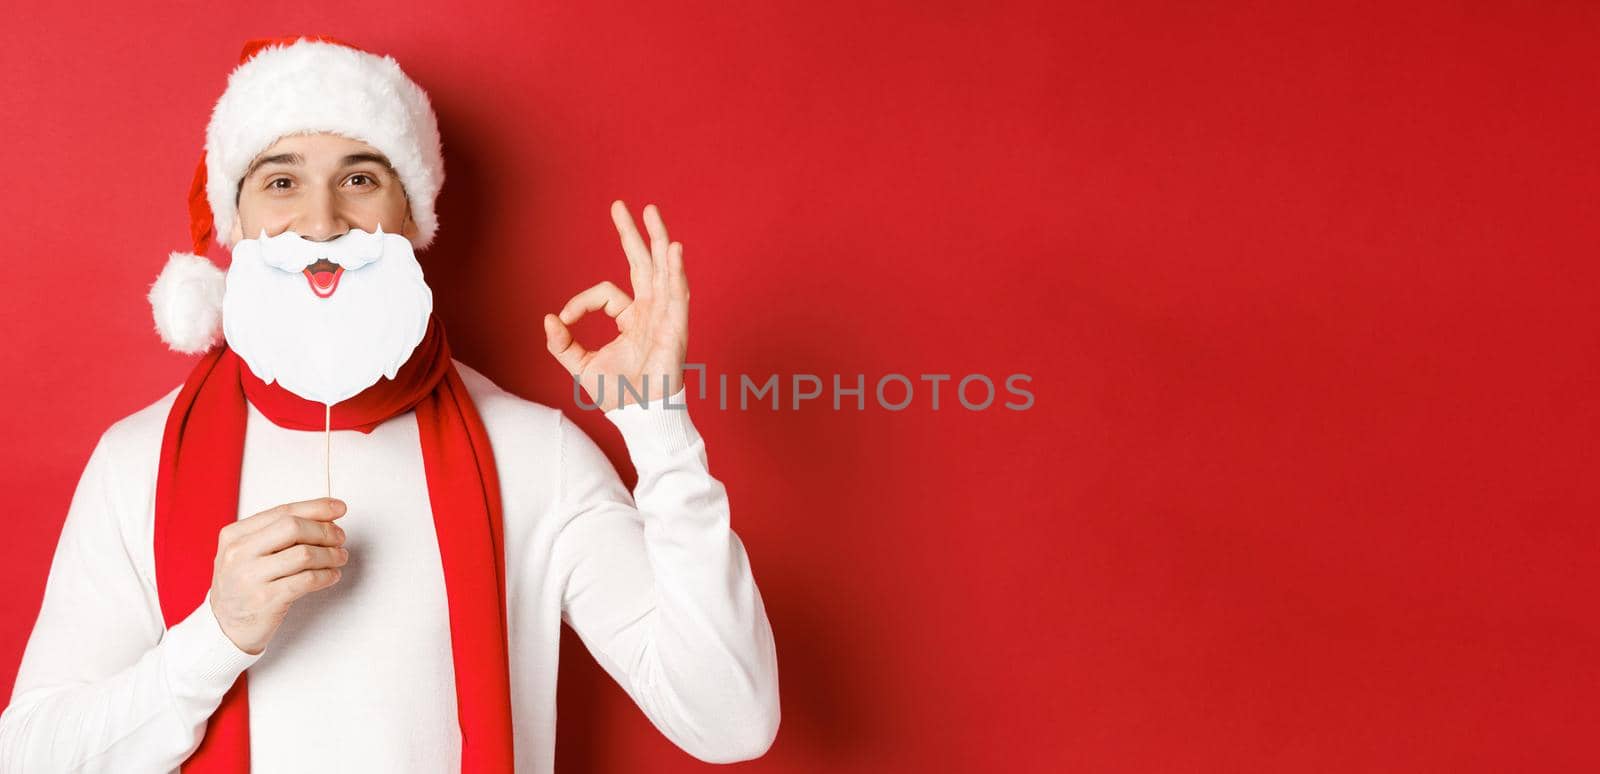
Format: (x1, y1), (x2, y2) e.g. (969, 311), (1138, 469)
(148, 251), (226, 355)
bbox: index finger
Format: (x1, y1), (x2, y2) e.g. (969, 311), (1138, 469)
(226, 497), (347, 541)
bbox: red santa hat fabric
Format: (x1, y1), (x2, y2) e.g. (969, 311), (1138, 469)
(148, 35), (445, 355)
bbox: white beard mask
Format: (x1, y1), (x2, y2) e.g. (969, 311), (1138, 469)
(222, 224), (434, 406)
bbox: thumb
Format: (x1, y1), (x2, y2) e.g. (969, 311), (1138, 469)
(543, 313), (587, 375)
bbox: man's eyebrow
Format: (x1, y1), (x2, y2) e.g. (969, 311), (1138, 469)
(244, 152), (303, 181)
(242, 151), (397, 181)
(339, 152), (396, 171)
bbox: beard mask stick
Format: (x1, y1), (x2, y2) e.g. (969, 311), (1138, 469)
(221, 224), (435, 497)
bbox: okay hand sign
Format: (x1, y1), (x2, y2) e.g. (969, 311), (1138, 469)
(543, 200), (689, 411)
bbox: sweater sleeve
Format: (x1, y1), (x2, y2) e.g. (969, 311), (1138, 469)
(0, 427), (262, 773)
(551, 387), (781, 764)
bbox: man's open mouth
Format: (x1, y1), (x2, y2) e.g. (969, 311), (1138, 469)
(303, 258), (344, 298)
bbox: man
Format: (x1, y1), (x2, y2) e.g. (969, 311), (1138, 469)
(0, 35), (779, 773)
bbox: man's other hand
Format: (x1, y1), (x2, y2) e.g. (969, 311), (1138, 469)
(544, 200), (690, 411)
(208, 497), (350, 655)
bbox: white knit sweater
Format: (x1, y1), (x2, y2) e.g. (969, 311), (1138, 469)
(0, 359), (780, 773)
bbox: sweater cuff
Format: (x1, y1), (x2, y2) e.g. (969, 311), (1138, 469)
(162, 590), (262, 707)
(602, 386), (699, 456)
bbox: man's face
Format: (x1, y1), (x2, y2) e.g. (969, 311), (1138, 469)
(220, 131), (434, 406)
(230, 131), (419, 246)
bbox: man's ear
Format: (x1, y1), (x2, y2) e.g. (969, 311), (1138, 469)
(227, 218), (242, 245)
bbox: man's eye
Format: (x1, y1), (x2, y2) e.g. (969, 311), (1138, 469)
(267, 178), (292, 190)
(347, 174), (376, 187)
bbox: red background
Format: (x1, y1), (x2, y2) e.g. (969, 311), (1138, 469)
(2, 2), (1596, 771)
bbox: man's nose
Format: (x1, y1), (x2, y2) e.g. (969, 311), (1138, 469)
(295, 188), (349, 242)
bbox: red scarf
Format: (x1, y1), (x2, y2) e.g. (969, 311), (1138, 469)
(153, 312), (515, 771)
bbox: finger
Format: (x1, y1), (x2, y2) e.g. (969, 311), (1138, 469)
(242, 514), (348, 558)
(651, 228), (670, 304)
(270, 567), (343, 603)
(544, 313), (590, 376)
(667, 241), (688, 300)
(667, 241), (689, 332)
(642, 203), (670, 268)
(558, 281), (632, 325)
(226, 497), (346, 542)
(611, 200), (655, 297)
(259, 543), (349, 583)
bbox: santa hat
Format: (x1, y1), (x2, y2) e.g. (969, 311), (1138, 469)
(148, 35), (445, 354)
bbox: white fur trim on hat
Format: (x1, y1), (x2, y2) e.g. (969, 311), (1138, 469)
(148, 251), (226, 354)
(204, 39), (445, 251)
